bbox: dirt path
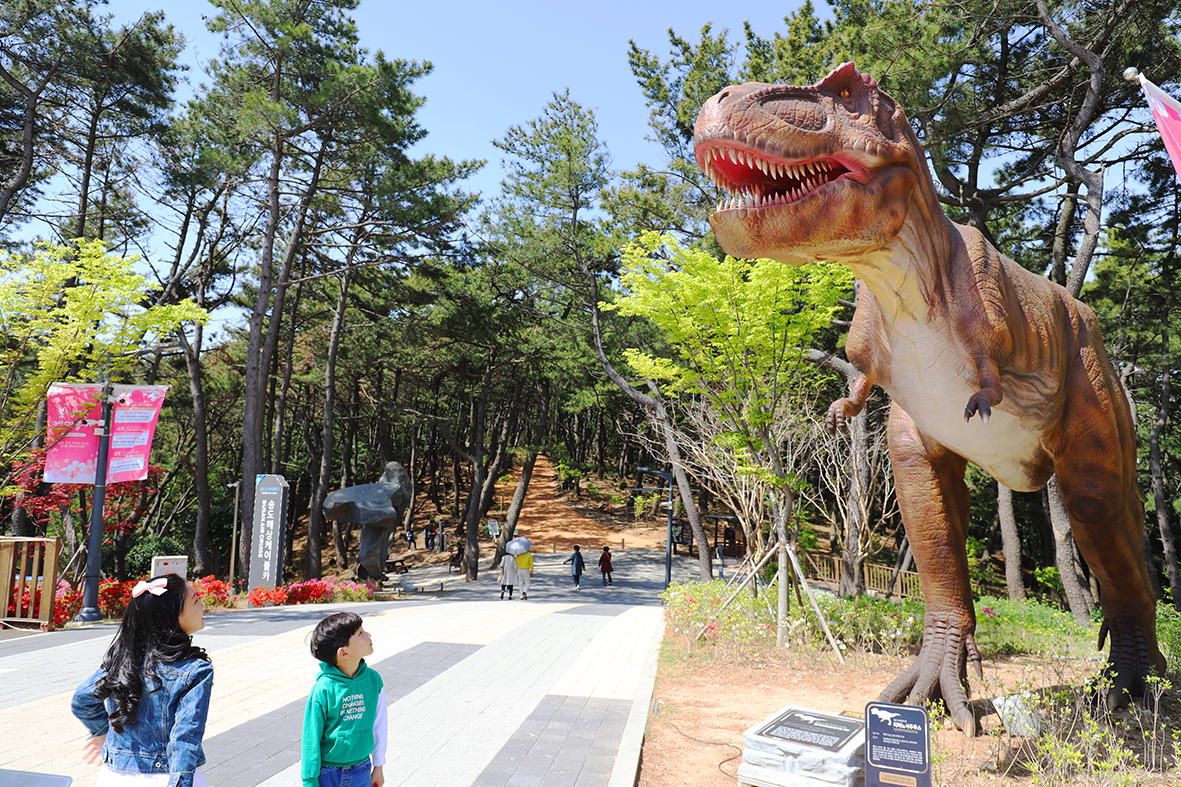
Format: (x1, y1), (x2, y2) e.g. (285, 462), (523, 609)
(495, 457), (661, 549)
(382, 456), (662, 570)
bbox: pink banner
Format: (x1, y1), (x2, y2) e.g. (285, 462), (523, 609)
(44, 383), (168, 484)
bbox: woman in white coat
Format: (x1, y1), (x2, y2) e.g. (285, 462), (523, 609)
(498, 552), (520, 599)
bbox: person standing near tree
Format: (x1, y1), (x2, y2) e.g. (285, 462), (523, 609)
(562, 545), (585, 589)
(498, 552), (519, 599)
(598, 546), (613, 586)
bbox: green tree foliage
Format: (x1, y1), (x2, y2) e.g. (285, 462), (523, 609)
(0, 239), (206, 486)
(605, 232), (853, 546)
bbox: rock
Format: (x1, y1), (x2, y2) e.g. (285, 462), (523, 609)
(323, 461), (411, 580)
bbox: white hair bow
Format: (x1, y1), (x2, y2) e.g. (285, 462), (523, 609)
(132, 578), (169, 598)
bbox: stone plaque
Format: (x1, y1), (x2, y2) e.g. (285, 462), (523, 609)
(737, 706), (865, 787)
(865, 702), (930, 787)
(249, 474), (289, 595)
(758, 709), (864, 752)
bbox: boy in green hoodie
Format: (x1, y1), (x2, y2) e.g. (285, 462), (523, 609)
(302, 612), (387, 787)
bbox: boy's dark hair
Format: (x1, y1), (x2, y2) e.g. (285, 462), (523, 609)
(573, 545), (580, 551)
(310, 612), (363, 665)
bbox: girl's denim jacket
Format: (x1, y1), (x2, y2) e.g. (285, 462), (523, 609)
(71, 658), (214, 787)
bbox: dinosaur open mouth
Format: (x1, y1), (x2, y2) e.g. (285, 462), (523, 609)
(698, 143), (855, 211)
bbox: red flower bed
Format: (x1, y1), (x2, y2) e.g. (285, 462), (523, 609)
(98, 579), (137, 618)
(246, 585), (289, 607)
(192, 576), (234, 609)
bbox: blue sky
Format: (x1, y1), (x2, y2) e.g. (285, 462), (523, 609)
(104, 0), (815, 199)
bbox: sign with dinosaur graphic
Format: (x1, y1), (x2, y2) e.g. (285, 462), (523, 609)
(865, 701), (930, 787)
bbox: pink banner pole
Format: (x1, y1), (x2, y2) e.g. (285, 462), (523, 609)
(77, 379), (114, 623)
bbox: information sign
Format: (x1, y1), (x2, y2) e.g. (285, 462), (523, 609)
(249, 474), (289, 595)
(865, 702), (931, 787)
(756, 708), (864, 753)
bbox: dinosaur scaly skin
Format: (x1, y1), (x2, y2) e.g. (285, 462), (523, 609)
(693, 62), (1165, 734)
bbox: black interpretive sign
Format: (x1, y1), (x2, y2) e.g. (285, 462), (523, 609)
(865, 702), (931, 787)
(249, 474), (289, 596)
(756, 709), (864, 753)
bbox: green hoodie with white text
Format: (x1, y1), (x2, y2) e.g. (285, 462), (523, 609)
(301, 659), (387, 786)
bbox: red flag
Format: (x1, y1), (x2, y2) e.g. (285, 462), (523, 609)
(1127, 68), (1181, 182)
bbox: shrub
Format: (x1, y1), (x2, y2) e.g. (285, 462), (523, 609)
(246, 585), (289, 607)
(285, 579), (335, 605)
(1155, 601), (1181, 668)
(98, 579), (138, 618)
(973, 595), (1091, 659)
(324, 576), (378, 602)
(192, 576), (234, 609)
(124, 535), (187, 579)
(55, 579), (83, 626)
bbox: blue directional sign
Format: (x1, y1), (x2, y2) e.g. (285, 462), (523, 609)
(865, 701), (931, 787)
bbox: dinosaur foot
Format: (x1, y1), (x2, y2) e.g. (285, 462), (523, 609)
(878, 611), (983, 736)
(1093, 616), (1168, 712)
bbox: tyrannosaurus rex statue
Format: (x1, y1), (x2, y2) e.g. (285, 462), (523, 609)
(692, 62), (1165, 733)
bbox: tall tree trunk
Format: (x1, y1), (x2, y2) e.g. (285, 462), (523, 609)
(997, 484), (1025, 600)
(1045, 475), (1094, 625)
(178, 323), (213, 575)
(457, 367), (494, 580)
(240, 134), (325, 579)
(0, 62), (58, 223)
(271, 279), (305, 475)
(839, 410), (870, 596)
(309, 268), (353, 579)
(342, 378), (359, 488)
(586, 270), (712, 579)
(498, 384), (551, 562)
(1149, 341), (1181, 609)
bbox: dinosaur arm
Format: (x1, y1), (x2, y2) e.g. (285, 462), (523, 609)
(957, 227), (1013, 424)
(964, 353), (1003, 423)
(826, 369), (874, 434)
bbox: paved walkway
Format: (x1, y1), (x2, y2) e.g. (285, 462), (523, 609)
(0, 547), (704, 787)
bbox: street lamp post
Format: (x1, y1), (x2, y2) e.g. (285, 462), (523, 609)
(75, 344), (183, 623)
(75, 380), (115, 623)
(227, 482), (241, 588)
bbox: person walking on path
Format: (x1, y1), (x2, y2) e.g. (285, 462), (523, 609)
(302, 611), (387, 787)
(598, 546), (613, 585)
(498, 552), (520, 599)
(514, 548), (534, 600)
(71, 574), (213, 787)
(563, 545), (586, 589)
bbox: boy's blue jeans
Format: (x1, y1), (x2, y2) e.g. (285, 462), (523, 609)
(318, 759), (371, 787)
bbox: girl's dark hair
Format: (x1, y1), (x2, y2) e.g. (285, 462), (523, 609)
(310, 612), (363, 664)
(94, 573), (209, 733)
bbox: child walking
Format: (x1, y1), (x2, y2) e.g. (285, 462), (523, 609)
(71, 573), (212, 787)
(302, 612), (387, 787)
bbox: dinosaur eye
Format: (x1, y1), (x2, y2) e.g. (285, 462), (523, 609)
(839, 89), (851, 98)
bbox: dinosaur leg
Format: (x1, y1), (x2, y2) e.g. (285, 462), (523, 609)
(1055, 403), (1166, 708)
(879, 403), (981, 734)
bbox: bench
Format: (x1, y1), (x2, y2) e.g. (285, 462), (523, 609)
(384, 558), (410, 574)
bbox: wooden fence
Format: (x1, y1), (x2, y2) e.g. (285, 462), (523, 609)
(802, 552), (922, 600)
(1, 537), (62, 630)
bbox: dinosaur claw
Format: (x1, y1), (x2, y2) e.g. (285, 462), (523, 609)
(955, 706), (976, 736)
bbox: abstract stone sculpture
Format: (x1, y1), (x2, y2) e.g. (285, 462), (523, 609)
(323, 461), (411, 580)
(693, 62), (1164, 734)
